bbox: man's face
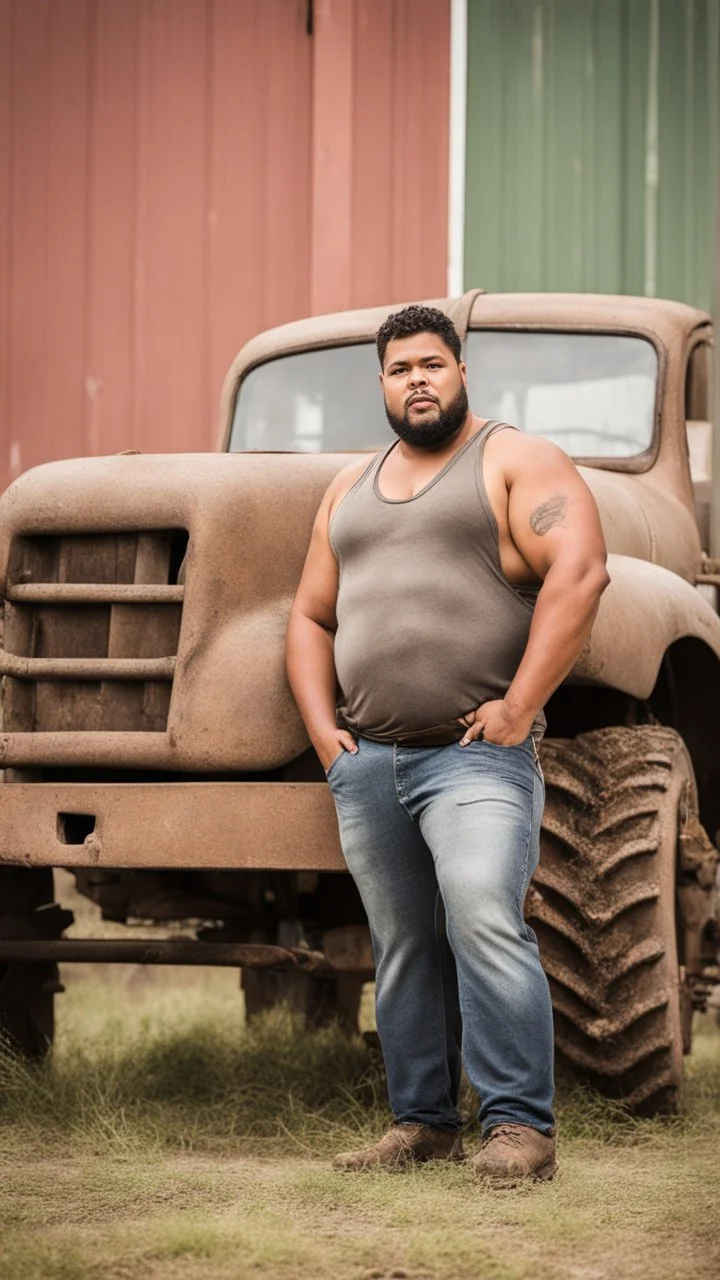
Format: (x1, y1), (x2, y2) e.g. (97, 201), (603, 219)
(380, 332), (469, 449)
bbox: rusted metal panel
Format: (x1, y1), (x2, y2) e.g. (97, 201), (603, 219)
(0, 451), (344, 769)
(0, 424), (717, 769)
(0, 781), (346, 871)
(1, 0), (451, 493)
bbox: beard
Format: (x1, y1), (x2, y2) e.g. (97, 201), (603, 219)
(384, 383), (470, 450)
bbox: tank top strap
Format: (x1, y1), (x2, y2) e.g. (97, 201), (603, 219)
(474, 418), (515, 447)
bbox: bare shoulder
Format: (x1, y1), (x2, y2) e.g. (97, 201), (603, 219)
(486, 427), (582, 480)
(326, 454), (377, 518)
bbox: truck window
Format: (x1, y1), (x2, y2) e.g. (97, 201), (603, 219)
(465, 331), (657, 458)
(230, 345), (387, 453)
(229, 331), (658, 459)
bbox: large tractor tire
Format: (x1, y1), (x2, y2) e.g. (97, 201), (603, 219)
(0, 867), (73, 1058)
(528, 725), (712, 1116)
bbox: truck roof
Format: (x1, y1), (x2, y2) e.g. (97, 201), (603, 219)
(230, 290), (709, 367)
(218, 291), (711, 447)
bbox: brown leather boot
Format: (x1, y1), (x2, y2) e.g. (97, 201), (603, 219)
(332, 1123), (465, 1172)
(472, 1124), (557, 1185)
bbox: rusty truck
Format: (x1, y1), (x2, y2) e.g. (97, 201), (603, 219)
(1, 289), (718, 1116)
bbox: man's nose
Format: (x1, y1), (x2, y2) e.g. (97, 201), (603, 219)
(408, 368), (428, 387)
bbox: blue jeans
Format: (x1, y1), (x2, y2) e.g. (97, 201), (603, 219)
(326, 736), (555, 1136)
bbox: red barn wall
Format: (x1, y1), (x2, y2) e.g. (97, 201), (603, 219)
(0, 0), (450, 492)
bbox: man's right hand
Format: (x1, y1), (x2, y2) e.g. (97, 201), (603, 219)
(316, 730), (358, 773)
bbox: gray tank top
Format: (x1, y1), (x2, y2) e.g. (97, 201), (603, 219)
(329, 420), (546, 745)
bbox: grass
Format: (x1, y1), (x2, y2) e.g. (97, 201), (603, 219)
(1, 876), (719, 1279)
(2, 972), (718, 1159)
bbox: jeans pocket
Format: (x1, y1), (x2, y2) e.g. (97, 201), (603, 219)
(477, 735), (532, 752)
(529, 737), (544, 782)
(325, 751), (345, 780)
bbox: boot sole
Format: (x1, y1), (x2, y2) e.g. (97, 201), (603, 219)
(473, 1155), (557, 1188)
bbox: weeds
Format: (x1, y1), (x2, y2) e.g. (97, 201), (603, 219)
(1, 970), (718, 1163)
(0, 982), (388, 1158)
(1, 969), (719, 1280)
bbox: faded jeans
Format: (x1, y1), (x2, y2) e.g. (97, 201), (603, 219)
(326, 735), (555, 1135)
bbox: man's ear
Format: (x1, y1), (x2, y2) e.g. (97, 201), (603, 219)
(458, 360), (467, 388)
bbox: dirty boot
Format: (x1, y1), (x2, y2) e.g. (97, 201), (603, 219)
(332, 1123), (465, 1172)
(472, 1124), (557, 1185)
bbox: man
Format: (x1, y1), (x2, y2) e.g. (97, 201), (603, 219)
(286, 305), (609, 1183)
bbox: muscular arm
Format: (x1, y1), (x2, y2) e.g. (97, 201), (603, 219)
(286, 466), (363, 769)
(461, 437), (609, 745)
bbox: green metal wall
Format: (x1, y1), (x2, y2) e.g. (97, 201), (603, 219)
(464, 0), (719, 309)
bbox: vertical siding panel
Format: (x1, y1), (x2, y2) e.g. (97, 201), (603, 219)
(311, 0), (354, 315)
(0, 1), (13, 480)
(350, 0), (449, 308)
(9, 1), (52, 481)
(692, 1), (711, 307)
(465, 0), (503, 291)
(580, 0), (596, 290)
(620, 0), (650, 296)
(46, 0), (90, 463)
(591, 0), (624, 294)
(3, 0), (450, 489)
(551, 0), (586, 291)
(656, 1), (686, 303)
(135, 0), (209, 452)
(262, 0), (312, 329)
(208, 0), (266, 420)
(465, 0), (716, 307)
(654, 0), (717, 311)
(209, 0), (312, 428)
(504, 0), (532, 290)
(696, 1), (712, 307)
(388, 0), (450, 301)
(351, 0), (394, 306)
(85, 0), (140, 456)
(313, 0), (449, 314)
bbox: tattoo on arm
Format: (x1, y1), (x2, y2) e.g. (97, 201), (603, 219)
(529, 493), (568, 536)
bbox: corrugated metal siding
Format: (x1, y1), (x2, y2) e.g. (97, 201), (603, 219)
(0, 0), (450, 493)
(464, 0), (719, 307)
(349, 0), (450, 309)
(1, 0), (313, 488)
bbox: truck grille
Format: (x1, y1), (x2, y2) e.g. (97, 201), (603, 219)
(1, 530), (187, 733)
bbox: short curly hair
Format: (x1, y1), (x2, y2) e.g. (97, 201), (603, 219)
(376, 304), (462, 369)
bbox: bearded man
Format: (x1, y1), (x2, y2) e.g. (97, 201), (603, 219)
(286, 305), (609, 1183)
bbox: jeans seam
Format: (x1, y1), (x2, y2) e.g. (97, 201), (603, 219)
(433, 890), (455, 1105)
(517, 797), (535, 923)
(518, 771), (544, 933)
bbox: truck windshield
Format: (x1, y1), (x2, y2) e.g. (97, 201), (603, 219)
(229, 330), (658, 458)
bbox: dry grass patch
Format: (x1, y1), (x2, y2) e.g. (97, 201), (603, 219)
(0, 898), (719, 1280)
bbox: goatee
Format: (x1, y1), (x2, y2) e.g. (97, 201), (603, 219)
(385, 384), (470, 450)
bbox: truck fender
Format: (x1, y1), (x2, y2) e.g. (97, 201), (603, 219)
(574, 553), (720, 697)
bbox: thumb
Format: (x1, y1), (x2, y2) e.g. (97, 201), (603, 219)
(338, 730), (359, 754)
(459, 719), (484, 746)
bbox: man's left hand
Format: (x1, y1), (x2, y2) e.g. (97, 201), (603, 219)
(457, 700), (532, 747)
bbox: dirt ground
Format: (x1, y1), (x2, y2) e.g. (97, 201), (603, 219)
(3, 1136), (719, 1280)
(1, 872), (719, 1280)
